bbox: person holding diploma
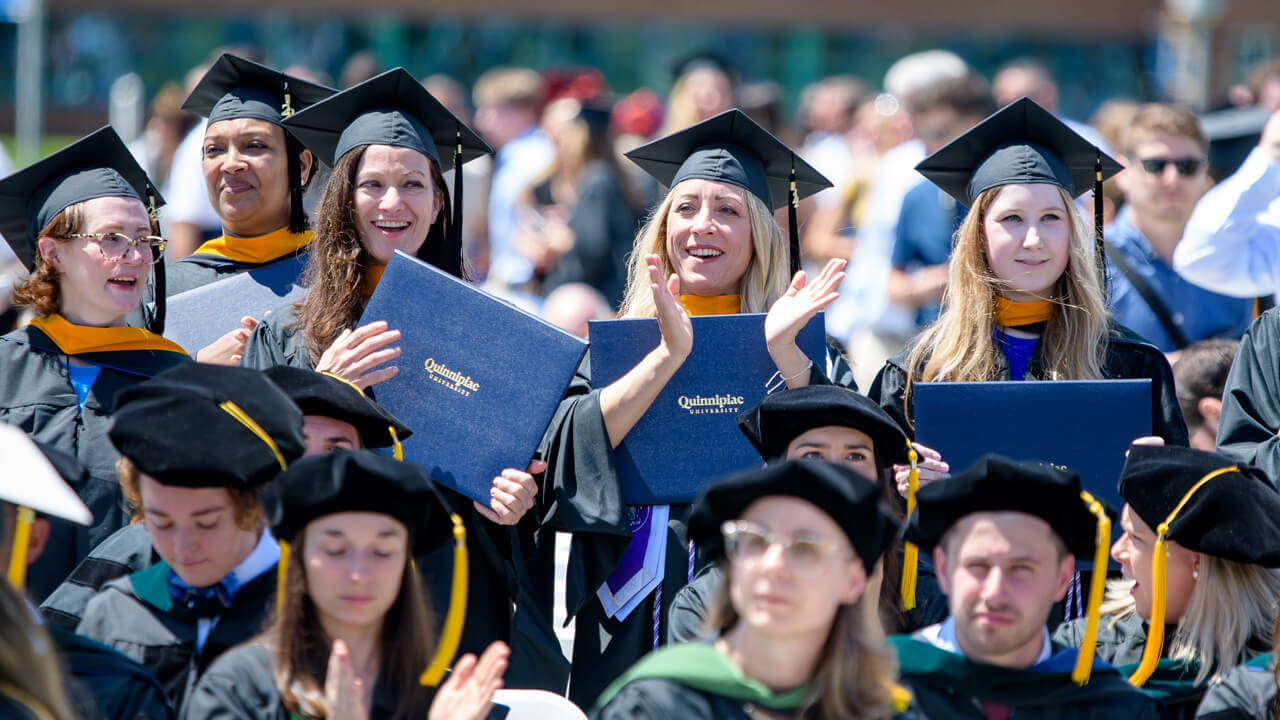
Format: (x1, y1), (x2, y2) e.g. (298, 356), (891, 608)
(535, 108), (849, 705)
(867, 97), (1188, 500)
(1053, 445), (1280, 717)
(75, 364), (306, 714)
(181, 449), (509, 720)
(0, 127), (191, 602)
(593, 459), (911, 720)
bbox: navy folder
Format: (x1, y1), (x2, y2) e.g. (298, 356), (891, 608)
(359, 250), (588, 505)
(589, 313), (827, 504)
(163, 253), (308, 352)
(912, 379), (1152, 513)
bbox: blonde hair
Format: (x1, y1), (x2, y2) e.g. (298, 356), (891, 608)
(903, 184), (1108, 418)
(0, 581), (75, 720)
(705, 564), (899, 720)
(1100, 555), (1280, 684)
(617, 186), (791, 318)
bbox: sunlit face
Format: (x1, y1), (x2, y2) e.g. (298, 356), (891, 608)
(684, 68), (734, 122)
(202, 118), (311, 236)
(665, 178), (754, 297)
(303, 512), (408, 631)
(727, 496), (865, 638)
(301, 415), (361, 456)
(784, 426), (878, 481)
(936, 512), (1073, 668)
(37, 195), (152, 326)
(139, 475), (259, 588)
(983, 183), (1072, 302)
(352, 145), (443, 264)
(1111, 504), (1199, 623)
(1120, 132), (1207, 227)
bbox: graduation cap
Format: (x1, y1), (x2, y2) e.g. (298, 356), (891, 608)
(904, 453), (1115, 685)
(624, 108), (832, 275)
(0, 424), (93, 590)
(0, 127), (169, 332)
(260, 449), (469, 686)
(1117, 445), (1280, 687)
(183, 53), (336, 235)
(577, 102), (614, 135)
(687, 458), (898, 575)
(108, 363), (306, 489)
(735, 384), (909, 468)
(282, 67), (492, 275)
(915, 97), (1123, 294)
(263, 366), (411, 451)
(1199, 105), (1272, 181)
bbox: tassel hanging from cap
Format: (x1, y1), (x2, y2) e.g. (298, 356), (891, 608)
(900, 441), (919, 610)
(389, 426), (403, 462)
(787, 162), (800, 276)
(420, 513), (469, 686)
(146, 188), (166, 334)
(285, 133), (308, 234)
(1071, 490), (1112, 685)
(275, 539), (291, 615)
(280, 81), (295, 118)
(6, 507), (35, 589)
(1094, 151), (1106, 302)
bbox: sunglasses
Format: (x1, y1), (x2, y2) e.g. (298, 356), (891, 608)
(1137, 157), (1204, 177)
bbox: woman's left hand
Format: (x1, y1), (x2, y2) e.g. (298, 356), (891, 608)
(764, 258), (846, 388)
(894, 442), (950, 498)
(428, 641), (510, 720)
(473, 460), (544, 525)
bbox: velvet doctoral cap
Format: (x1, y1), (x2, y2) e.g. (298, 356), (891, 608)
(736, 385), (909, 468)
(263, 367), (411, 449)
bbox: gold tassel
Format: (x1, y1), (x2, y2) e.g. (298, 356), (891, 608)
(1128, 465), (1237, 686)
(1072, 491), (1111, 685)
(420, 513), (468, 686)
(276, 540), (291, 615)
(900, 441), (919, 610)
(6, 507), (35, 589)
(389, 426), (403, 461)
(217, 401), (287, 471)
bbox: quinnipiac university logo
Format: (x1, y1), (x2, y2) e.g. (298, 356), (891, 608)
(423, 357), (479, 397)
(677, 393), (746, 415)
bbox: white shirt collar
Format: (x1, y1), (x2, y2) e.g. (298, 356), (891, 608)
(920, 616), (1052, 666)
(232, 527), (279, 586)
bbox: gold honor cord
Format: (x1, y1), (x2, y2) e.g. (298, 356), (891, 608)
(1128, 465), (1238, 686)
(216, 401), (287, 471)
(276, 540), (291, 615)
(6, 506), (35, 588)
(900, 441), (920, 610)
(1072, 490), (1112, 685)
(420, 513), (468, 687)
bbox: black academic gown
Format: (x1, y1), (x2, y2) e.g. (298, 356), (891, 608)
(41, 523), (155, 631)
(868, 322), (1189, 447)
(1195, 653), (1276, 720)
(890, 632), (1164, 720)
(237, 302), (308, 371)
(593, 677), (803, 720)
(0, 326), (190, 602)
(529, 344), (857, 706)
(75, 560), (276, 714)
(49, 623), (175, 720)
(1216, 309), (1280, 483)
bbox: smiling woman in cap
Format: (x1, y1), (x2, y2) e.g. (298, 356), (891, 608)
(0, 127), (191, 602)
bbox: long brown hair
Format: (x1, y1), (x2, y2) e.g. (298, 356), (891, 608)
(903, 184), (1108, 420)
(705, 561), (899, 720)
(267, 527), (438, 720)
(295, 144), (459, 364)
(0, 580), (75, 720)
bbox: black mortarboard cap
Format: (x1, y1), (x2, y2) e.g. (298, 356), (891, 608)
(261, 449), (455, 555)
(1200, 105), (1272, 182)
(1118, 445), (1280, 566)
(109, 363), (305, 489)
(904, 453), (1100, 558)
(916, 96), (1123, 207)
(0, 126), (164, 272)
(577, 103), (614, 136)
(687, 458), (897, 573)
(182, 53), (335, 126)
(735, 385), (909, 468)
(281, 67), (491, 169)
(263, 366), (411, 449)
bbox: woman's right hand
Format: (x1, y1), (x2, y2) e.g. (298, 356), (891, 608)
(314, 320), (402, 390)
(894, 442), (949, 498)
(195, 316), (258, 365)
(427, 642), (509, 720)
(646, 254), (693, 362)
(324, 639), (368, 720)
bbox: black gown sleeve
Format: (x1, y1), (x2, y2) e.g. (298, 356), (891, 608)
(591, 678), (720, 720)
(666, 565), (723, 644)
(180, 645), (286, 720)
(1217, 310), (1280, 481)
(238, 305), (310, 371)
(1103, 329), (1189, 447)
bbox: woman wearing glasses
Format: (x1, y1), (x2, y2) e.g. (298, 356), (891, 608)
(0, 128), (191, 601)
(593, 460), (910, 720)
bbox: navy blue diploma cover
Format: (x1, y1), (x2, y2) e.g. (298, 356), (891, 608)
(359, 250), (588, 504)
(912, 379), (1152, 512)
(163, 254), (308, 352)
(589, 313), (827, 504)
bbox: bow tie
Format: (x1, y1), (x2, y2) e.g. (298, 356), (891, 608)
(168, 571), (239, 616)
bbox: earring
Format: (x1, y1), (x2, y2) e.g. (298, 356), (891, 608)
(1193, 569), (1199, 580)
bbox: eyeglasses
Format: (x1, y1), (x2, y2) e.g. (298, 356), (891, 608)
(721, 520), (847, 576)
(1137, 157), (1204, 177)
(65, 233), (166, 264)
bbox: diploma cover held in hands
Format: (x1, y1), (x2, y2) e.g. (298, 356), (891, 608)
(359, 250), (589, 504)
(164, 253), (308, 352)
(589, 313), (827, 505)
